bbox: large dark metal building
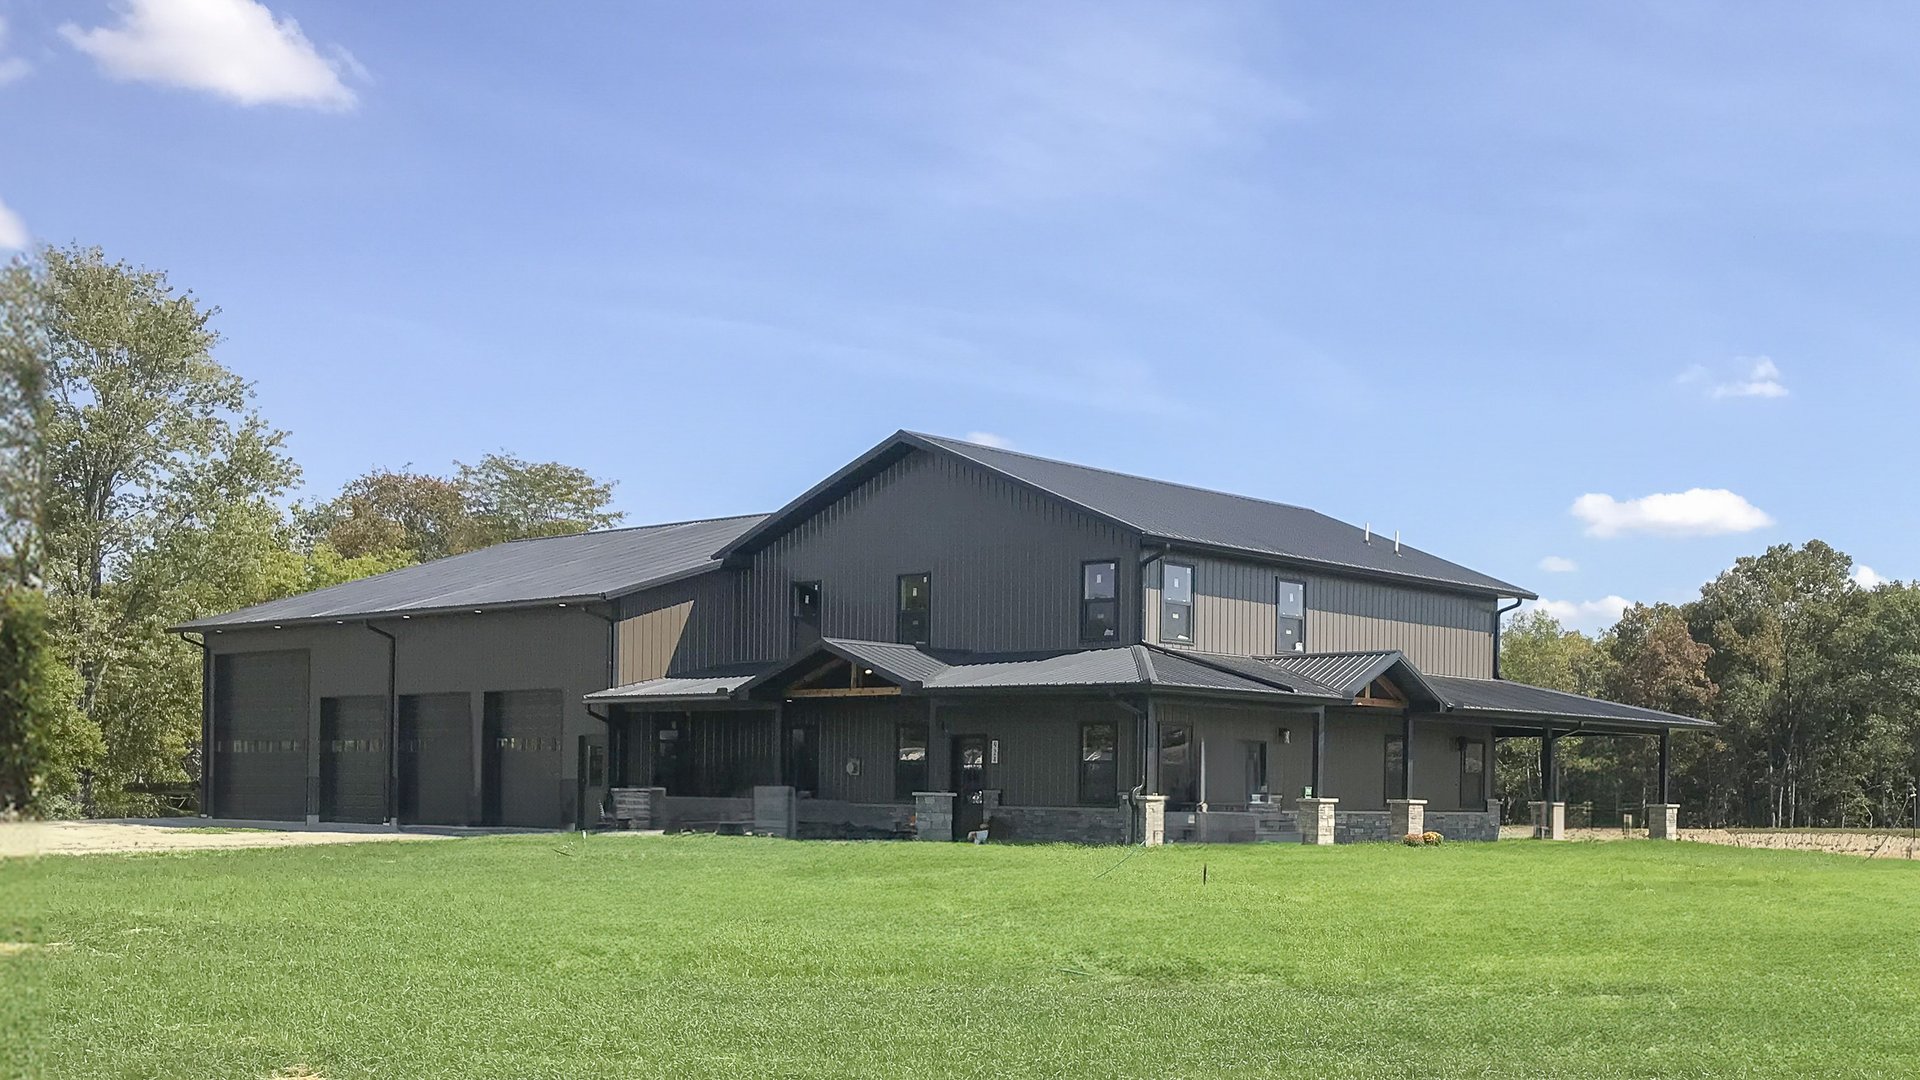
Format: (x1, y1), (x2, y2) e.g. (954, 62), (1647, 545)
(179, 431), (1710, 842)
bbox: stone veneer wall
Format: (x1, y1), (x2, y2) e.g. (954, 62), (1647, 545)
(990, 805), (1127, 844)
(796, 800), (915, 840)
(1334, 810), (1392, 843)
(655, 796), (753, 832)
(1422, 810), (1499, 842)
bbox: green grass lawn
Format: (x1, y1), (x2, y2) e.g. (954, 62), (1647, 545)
(4, 837), (1918, 1079)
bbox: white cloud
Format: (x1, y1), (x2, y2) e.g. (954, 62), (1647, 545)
(0, 196), (27, 250)
(1851, 564), (1887, 589)
(1529, 596), (1633, 632)
(1572, 489), (1774, 538)
(1537, 555), (1578, 573)
(963, 431), (1014, 449)
(60, 0), (358, 110)
(1681, 356), (1788, 400)
(875, 5), (1303, 202)
(0, 17), (31, 84)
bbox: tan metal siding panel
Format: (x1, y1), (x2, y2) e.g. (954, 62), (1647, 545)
(614, 570), (745, 681)
(1145, 554), (1496, 677)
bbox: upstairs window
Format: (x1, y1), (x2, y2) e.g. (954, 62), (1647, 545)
(1160, 561), (1194, 644)
(791, 581), (822, 648)
(897, 572), (931, 645)
(1081, 561), (1119, 643)
(1079, 721), (1117, 804)
(1276, 579), (1306, 652)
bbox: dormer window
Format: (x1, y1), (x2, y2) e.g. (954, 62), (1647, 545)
(1081, 561), (1118, 642)
(1277, 579), (1306, 652)
(1160, 562), (1194, 644)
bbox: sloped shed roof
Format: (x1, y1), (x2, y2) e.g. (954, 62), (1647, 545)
(178, 514), (767, 630)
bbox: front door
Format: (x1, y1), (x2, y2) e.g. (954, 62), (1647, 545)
(785, 722), (820, 797)
(951, 734), (988, 839)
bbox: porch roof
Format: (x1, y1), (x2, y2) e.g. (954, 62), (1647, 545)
(1419, 673), (1715, 732)
(585, 666), (772, 705)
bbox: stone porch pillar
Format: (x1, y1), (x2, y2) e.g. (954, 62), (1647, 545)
(1646, 803), (1680, 840)
(1388, 798), (1426, 840)
(1532, 800), (1566, 840)
(1299, 797), (1337, 845)
(1134, 794), (1167, 846)
(913, 791), (954, 841)
(752, 785), (796, 838)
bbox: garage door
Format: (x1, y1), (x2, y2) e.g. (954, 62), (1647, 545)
(212, 650), (309, 821)
(399, 693), (472, 826)
(320, 695), (387, 823)
(484, 689), (563, 827)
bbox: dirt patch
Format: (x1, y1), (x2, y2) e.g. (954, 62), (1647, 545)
(1498, 823), (1920, 859)
(0, 819), (449, 858)
(0, 941), (70, 955)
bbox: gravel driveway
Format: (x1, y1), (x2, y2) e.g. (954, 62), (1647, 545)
(0, 818), (454, 858)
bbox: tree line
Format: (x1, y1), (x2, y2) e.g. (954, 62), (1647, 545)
(4, 245), (1916, 827)
(1498, 542), (1920, 829)
(0, 244), (621, 816)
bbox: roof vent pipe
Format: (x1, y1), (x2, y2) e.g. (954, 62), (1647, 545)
(1363, 523), (1371, 545)
(1393, 531), (1401, 555)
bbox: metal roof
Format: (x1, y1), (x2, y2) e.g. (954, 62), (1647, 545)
(1422, 674), (1714, 730)
(583, 642), (1711, 731)
(717, 432), (1533, 598)
(177, 514), (768, 631)
(584, 671), (764, 705)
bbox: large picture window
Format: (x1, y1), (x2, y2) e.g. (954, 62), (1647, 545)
(1160, 561), (1194, 644)
(1276, 578), (1306, 652)
(1079, 722), (1118, 804)
(896, 572), (931, 645)
(895, 723), (928, 801)
(1081, 561), (1119, 643)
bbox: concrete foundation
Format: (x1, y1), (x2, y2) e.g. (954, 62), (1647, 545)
(752, 786), (796, 838)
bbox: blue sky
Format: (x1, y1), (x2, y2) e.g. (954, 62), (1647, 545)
(5, 1), (1914, 630)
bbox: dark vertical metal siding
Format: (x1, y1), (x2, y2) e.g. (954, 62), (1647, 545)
(788, 698), (918, 803)
(936, 698), (1136, 807)
(212, 650), (310, 821)
(743, 451), (1140, 659)
(1143, 555), (1497, 676)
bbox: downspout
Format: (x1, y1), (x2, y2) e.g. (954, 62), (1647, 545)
(1136, 543), (1170, 644)
(1492, 597), (1524, 679)
(365, 622), (398, 826)
(180, 632), (211, 817)
(578, 604), (618, 829)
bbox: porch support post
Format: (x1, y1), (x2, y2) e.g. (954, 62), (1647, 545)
(1309, 707), (1326, 799)
(1534, 727), (1565, 840)
(1648, 728), (1680, 839)
(1301, 707), (1335, 845)
(1400, 712), (1415, 800)
(770, 702), (784, 787)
